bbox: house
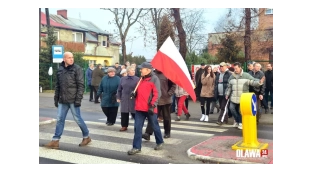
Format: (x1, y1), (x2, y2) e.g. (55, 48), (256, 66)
(49, 9), (121, 66)
(208, 8), (273, 64)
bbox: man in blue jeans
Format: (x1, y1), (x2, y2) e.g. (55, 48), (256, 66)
(264, 63), (273, 114)
(128, 62), (164, 155)
(225, 62), (264, 130)
(43, 52), (91, 149)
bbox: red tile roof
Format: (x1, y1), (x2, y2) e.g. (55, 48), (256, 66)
(41, 12), (71, 29)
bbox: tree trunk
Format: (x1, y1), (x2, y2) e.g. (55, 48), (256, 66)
(172, 8), (187, 60)
(121, 37), (127, 63)
(244, 8), (251, 61)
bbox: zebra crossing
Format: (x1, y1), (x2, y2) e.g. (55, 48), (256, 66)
(39, 117), (232, 164)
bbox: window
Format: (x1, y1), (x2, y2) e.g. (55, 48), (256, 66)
(53, 31), (59, 40)
(102, 41), (106, 47)
(265, 8), (273, 15)
(72, 32), (83, 42)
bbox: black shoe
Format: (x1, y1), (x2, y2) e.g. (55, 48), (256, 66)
(89, 99), (94, 102)
(142, 133), (150, 141)
(107, 123), (114, 126)
(154, 143), (164, 150)
(127, 148), (141, 155)
(164, 134), (170, 138)
(185, 113), (191, 120)
(209, 112), (213, 114)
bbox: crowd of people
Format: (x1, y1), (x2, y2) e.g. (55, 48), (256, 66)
(43, 51), (273, 156)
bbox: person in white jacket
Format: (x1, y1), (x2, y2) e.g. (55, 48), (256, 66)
(174, 85), (191, 121)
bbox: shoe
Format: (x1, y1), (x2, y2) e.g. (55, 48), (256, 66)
(216, 121), (222, 125)
(209, 112), (213, 114)
(265, 109), (268, 114)
(185, 113), (191, 120)
(43, 140), (59, 149)
(79, 137), (91, 146)
(175, 116), (181, 121)
(120, 127), (127, 131)
(127, 148), (141, 155)
(89, 99), (94, 102)
(233, 121), (239, 127)
(204, 115), (209, 122)
(142, 133), (150, 141)
(154, 143), (164, 150)
(200, 114), (205, 121)
(164, 134), (170, 138)
(237, 123), (243, 130)
(94, 101), (100, 104)
(107, 123), (114, 126)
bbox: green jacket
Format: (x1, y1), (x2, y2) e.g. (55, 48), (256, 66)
(225, 71), (263, 104)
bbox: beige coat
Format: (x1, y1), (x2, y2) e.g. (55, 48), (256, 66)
(200, 73), (215, 98)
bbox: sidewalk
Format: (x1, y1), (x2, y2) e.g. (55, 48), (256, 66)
(39, 92), (273, 125)
(187, 136), (273, 164)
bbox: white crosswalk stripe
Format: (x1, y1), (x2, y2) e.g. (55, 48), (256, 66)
(39, 118), (231, 164)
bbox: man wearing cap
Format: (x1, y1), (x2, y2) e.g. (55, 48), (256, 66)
(128, 62), (164, 155)
(215, 62), (232, 125)
(195, 63), (206, 99)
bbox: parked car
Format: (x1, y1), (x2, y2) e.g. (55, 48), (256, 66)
(101, 65), (115, 74)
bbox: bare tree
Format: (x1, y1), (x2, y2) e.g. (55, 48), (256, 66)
(180, 8), (208, 54)
(244, 8), (251, 61)
(172, 8), (187, 60)
(101, 8), (148, 63)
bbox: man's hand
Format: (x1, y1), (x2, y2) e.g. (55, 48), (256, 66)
(260, 76), (265, 84)
(225, 95), (228, 100)
(117, 99), (121, 103)
(259, 95), (263, 100)
(54, 102), (58, 108)
(74, 102), (81, 107)
(148, 104), (155, 115)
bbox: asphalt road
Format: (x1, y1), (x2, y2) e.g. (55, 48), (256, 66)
(39, 107), (273, 164)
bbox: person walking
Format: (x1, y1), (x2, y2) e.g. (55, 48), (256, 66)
(248, 62), (267, 124)
(215, 62), (232, 125)
(97, 67), (121, 126)
(199, 65), (215, 122)
(92, 64), (105, 103)
(264, 63), (273, 114)
(142, 69), (176, 139)
(175, 85), (191, 121)
(85, 63), (94, 102)
(117, 66), (139, 131)
(225, 62), (265, 130)
(43, 52), (91, 149)
(128, 62), (164, 155)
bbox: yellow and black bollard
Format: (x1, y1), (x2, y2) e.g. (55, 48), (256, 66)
(232, 93), (269, 150)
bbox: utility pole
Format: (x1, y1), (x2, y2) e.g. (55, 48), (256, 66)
(45, 8), (53, 90)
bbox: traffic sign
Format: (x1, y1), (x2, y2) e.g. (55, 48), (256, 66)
(52, 45), (64, 63)
(251, 94), (257, 116)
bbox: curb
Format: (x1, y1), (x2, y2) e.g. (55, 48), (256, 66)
(187, 148), (259, 164)
(39, 119), (56, 126)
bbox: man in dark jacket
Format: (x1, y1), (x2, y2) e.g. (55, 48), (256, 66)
(194, 63), (206, 99)
(248, 62), (267, 124)
(128, 62), (164, 155)
(142, 69), (176, 139)
(215, 62), (232, 125)
(264, 63), (273, 114)
(85, 63), (94, 102)
(43, 52), (91, 149)
(91, 64), (105, 103)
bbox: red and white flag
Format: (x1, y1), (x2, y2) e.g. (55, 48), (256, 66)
(151, 36), (196, 102)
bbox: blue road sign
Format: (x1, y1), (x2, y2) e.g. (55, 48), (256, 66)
(251, 94), (257, 116)
(52, 45), (64, 63)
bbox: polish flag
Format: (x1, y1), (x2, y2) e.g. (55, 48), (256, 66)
(151, 37), (196, 102)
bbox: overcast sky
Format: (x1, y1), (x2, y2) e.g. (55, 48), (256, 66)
(45, 8), (228, 59)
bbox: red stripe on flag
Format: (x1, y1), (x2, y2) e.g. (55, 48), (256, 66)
(151, 51), (196, 102)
